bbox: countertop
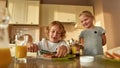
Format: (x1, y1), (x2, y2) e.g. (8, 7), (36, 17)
(8, 55), (120, 68)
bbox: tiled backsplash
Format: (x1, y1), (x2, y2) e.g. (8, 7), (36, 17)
(9, 25), (39, 43)
(65, 29), (83, 41)
(63, 23), (83, 41)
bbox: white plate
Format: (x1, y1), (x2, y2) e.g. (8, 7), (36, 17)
(80, 56), (94, 62)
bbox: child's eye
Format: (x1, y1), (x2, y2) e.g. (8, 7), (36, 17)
(51, 31), (55, 33)
(57, 33), (61, 35)
(84, 19), (88, 21)
(50, 31), (61, 35)
(81, 21), (83, 23)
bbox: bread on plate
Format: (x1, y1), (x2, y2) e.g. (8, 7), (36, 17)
(43, 53), (58, 58)
(105, 47), (120, 60)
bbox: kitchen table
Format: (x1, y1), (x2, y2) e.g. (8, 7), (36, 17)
(8, 55), (120, 68)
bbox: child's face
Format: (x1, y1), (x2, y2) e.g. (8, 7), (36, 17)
(48, 25), (62, 43)
(79, 15), (94, 29)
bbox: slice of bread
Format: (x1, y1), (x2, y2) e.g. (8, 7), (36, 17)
(105, 47), (120, 60)
(113, 47), (120, 60)
(43, 53), (58, 58)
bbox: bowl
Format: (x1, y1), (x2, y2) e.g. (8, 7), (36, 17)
(80, 56), (94, 63)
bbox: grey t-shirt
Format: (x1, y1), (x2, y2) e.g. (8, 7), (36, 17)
(79, 26), (105, 56)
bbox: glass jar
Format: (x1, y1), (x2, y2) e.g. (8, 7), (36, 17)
(0, 8), (12, 68)
(71, 44), (80, 57)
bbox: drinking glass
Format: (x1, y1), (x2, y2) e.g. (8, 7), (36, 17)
(0, 8), (12, 68)
(14, 62), (26, 68)
(15, 34), (28, 63)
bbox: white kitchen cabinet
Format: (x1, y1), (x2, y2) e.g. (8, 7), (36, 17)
(40, 4), (93, 26)
(8, 0), (27, 24)
(26, 1), (40, 25)
(8, 0), (40, 25)
(40, 4), (76, 26)
(40, 4), (58, 26)
(54, 5), (76, 22)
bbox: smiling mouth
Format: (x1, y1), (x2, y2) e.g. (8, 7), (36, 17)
(52, 37), (57, 39)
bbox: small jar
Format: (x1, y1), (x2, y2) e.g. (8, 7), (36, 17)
(71, 44), (80, 57)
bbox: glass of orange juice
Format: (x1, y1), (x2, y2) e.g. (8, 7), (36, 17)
(0, 48), (12, 68)
(15, 35), (28, 63)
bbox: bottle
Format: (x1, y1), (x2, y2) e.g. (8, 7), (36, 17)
(0, 8), (12, 68)
(79, 45), (84, 56)
(70, 39), (80, 57)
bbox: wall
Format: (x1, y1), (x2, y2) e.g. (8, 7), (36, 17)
(94, 0), (120, 49)
(94, 0), (105, 28)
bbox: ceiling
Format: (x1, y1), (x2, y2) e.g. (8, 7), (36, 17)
(41, 0), (94, 6)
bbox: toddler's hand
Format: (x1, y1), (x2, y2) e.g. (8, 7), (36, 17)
(55, 45), (68, 58)
(27, 43), (38, 52)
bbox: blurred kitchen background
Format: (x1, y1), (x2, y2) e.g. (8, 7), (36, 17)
(1, 0), (120, 51)
(7, 0), (94, 43)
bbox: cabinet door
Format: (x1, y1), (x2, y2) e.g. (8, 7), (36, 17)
(41, 4), (58, 26)
(55, 5), (76, 22)
(8, 0), (27, 24)
(8, 0), (40, 25)
(26, 1), (40, 25)
(41, 4), (76, 25)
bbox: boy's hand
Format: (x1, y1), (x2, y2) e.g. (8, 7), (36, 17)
(55, 45), (68, 58)
(27, 43), (38, 52)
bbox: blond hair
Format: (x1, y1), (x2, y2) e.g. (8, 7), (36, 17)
(46, 21), (66, 40)
(79, 11), (94, 19)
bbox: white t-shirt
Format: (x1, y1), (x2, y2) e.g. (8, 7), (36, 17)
(37, 38), (69, 53)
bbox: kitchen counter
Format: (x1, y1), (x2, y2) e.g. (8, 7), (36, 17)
(8, 55), (120, 68)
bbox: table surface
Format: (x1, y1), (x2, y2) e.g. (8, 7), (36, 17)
(8, 55), (120, 68)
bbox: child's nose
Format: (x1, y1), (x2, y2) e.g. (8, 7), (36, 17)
(83, 21), (86, 24)
(53, 32), (57, 36)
